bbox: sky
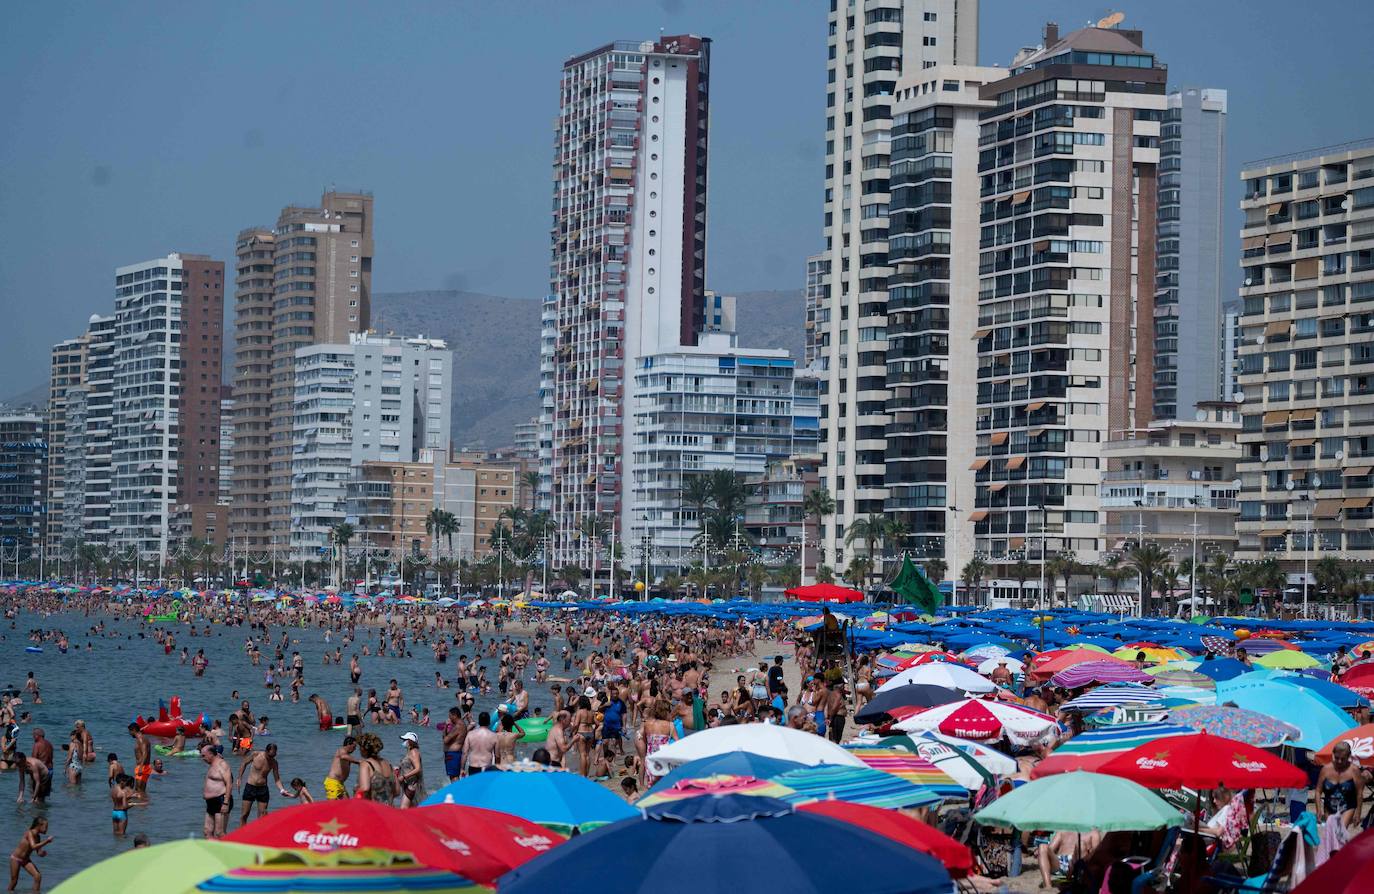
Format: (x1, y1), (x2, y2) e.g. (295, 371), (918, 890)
(1, 0), (1372, 395)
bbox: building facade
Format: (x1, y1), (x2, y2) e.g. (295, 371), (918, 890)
(884, 64), (1004, 586)
(627, 334), (819, 569)
(1235, 139), (1374, 567)
(110, 253), (224, 561)
(744, 453), (822, 578)
(970, 24), (1166, 573)
(804, 253), (829, 368)
(545, 36), (711, 565)
(63, 315), (116, 548)
(1154, 88), (1227, 420)
(231, 191), (374, 553)
(289, 333), (452, 561)
(45, 335), (88, 554)
(818, 0), (978, 569)
(0, 414), (46, 565)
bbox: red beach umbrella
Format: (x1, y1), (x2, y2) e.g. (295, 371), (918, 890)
(798, 800), (974, 877)
(1097, 731), (1306, 790)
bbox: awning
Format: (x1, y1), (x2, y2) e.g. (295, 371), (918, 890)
(989, 482), (1008, 492)
(1264, 320), (1290, 336)
(1005, 456), (1027, 470)
(1259, 529), (1288, 539)
(1013, 190), (1032, 204)
(1290, 409), (1317, 422)
(1009, 537), (1026, 549)
(1242, 236), (1266, 250)
(1288, 438), (1315, 448)
(1267, 203), (1286, 215)
(1026, 401), (1047, 412)
(1263, 410), (1290, 426)
(1315, 499), (1344, 519)
(1028, 427), (1046, 438)
(988, 432), (1009, 446)
(1344, 497), (1373, 510)
(1294, 258), (1319, 280)
(969, 458), (990, 471)
(968, 510), (989, 522)
(1342, 466), (1372, 477)
(1033, 240), (1052, 251)
(1267, 232), (1292, 247)
(973, 328), (992, 338)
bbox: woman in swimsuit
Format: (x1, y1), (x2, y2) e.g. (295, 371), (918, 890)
(572, 696), (597, 778)
(638, 701), (679, 788)
(353, 733), (398, 804)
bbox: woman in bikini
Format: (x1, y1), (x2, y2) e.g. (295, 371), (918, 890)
(572, 696), (597, 778)
(353, 733), (398, 804)
(638, 701), (679, 788)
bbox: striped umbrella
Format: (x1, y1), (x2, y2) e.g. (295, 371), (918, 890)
(862, 734), (1007, 790)
(1051, 660), (1153, 689)
(1061, 683), (1166, 713)
(845, 747), (968, 800)
(1236, 637), (1298, 657)
(1111, 646), (1188, 664)
(1149, 669), (1215, 689)
(1146, 660), (1201, 675)
(773, 764), (945, 809)
(196, 859), (486, 893)
(637, 774), (799, 809)
(1031, 723), (1196, 778)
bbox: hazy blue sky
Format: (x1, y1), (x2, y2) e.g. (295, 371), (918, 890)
(1, 1), (1371, 394)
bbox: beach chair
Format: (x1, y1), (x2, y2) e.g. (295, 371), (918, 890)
(1097, 827), (1179, 894)
(1201, 830), (1298, 894)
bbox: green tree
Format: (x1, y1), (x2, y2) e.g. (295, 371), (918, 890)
(746, 563), (767, 600)
(772, 562), (802, 590)
(1011, 559), (1034, 606)
(683, 475), (715, 553)
(815, 564), (835, 585)
(331, 523), (355, 586)
(924, 558), (947, 588)
(961, 557), (989, 605)
(1046, 551), (1080, 609)
(519, 470), (541, 510)
(1099, 555), (1128, 597)
(843, 555), (873, 589)
(1127, 543), (1170, 616)
(1314, 556), (1349, 605)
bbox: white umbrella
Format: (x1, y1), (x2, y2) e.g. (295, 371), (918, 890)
(878, 662), (995, 695)
(976, 656), (1026, 675)
(645, 724), (865, 778)
(917, 731), (1019, 777)
(894, 698), (1057, 746)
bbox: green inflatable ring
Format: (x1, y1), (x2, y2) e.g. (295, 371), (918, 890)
(154, 744), (200, 757)
(515, 716), (553, 744)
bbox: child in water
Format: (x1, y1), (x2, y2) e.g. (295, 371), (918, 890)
(8, 817), (52, 893)
(110, 774), (133, 837)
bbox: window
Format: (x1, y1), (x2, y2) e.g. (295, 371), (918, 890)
(923, 36), (937, 46)
(923, 11), (937, 20)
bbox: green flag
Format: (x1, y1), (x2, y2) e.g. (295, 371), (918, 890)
(890, 555), (943, 614)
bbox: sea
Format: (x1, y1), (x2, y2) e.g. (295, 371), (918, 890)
(0, 609), (565, 885)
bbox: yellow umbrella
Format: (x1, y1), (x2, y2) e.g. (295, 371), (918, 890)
(1254, 649), (1322, 670)
(1064, 643), (1111, 654)
(1112, 646), (1186, 664)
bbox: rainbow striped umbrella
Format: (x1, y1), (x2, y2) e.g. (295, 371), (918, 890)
(1032, 723), (1196, 778)
(844, 747), (967, 800)
(773, 764), (945, 809)
(637, 774), (798, 809)
(1150, 669), (1215, 689)
(1051, 660), (1152, 689)
(196, 859), (485, 893)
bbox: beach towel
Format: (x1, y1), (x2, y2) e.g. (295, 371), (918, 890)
(1315, 813), (1351, 865)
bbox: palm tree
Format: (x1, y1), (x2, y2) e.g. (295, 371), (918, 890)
(703, 470), (755, 545)
(844, 514), (889, 589)
(961, 557), (989, 605)
(815, 564), (835, 584)
(1052, 551), (1080, 609)
(924, 558), (948, 588)
(331, 523), (355, 587)
(801, 487), (835, 584)
(1250, 556), (1288, 613)
(578, 514), (609, 594)
(882, 518), (909, 581)
(746, 563), (767, 600)
(685, 562), (710, 598)
(519, 470), (541, 510)
(1011, 559), (1034, 607)
(1099, 555), (1128, 597)
(1314, 556), (1349, 606)
(1157, 561), (1181, 615)
(1127, 543), (1169, 616)
(683, 475), (714, 547)
(425, 509), (447, 562)
(844, 555), (873, 589)
(772, 562), (802, 590)
(1201, 553), (1232, 616)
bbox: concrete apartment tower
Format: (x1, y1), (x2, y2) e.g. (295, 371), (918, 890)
(230, 191), (374, 554)
(46, 333), (90, 554)
(1235, 140), (1374, 571)
(818, 0), (977, 572)
(110, 253), (225, 561)
(1154, 88), (1227, 420)
(544, 36), (711, 567)
(968, 24), (1166, 583)
(884, 64), (1006, 594)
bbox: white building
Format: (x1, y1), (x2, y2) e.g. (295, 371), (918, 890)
(289, 333), (452, 561)
(819, 0), (979, 569)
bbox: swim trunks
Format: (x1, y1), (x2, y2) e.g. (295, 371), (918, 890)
(205, 795), (225, 815)
(134, 764), (152, 784)
(444, 751), (463, 779)
(243, 782), (270, 804)
(111, 809), (128, 822)
(346, 715), (361, 727)
(323, 777), (347, 800)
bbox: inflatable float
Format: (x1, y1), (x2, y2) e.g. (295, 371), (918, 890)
(515, 716), (554, 744)
(25, 646), (43, 653)
(154, 745), (200, 757)
(135, 696), (207, 739)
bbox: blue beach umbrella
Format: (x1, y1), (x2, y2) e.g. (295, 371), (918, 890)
(422, 769), (637, 833)
(1191, 658), (1249, 681)
(1215, 678), (1356, 750)
(498, 795), (952, 894)
(650, 752), (808, 793)
(1270, 672), (1370, 708)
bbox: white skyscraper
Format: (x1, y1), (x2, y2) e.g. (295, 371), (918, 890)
(818, 0), (978, 571)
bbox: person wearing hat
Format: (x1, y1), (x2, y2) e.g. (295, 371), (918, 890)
(397, 732), (424, 808)
(989, 660), (1013, 687)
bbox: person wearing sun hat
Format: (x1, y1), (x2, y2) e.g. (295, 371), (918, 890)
(397, 732), (424, 807)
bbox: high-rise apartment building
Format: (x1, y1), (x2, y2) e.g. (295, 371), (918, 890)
(1154, 88), (1227, 419)
(57, 314), (116, 548)
(1235, 139), (1374, 567)
(218, 387), (234, 504)
(885, 64), (1005, 585)
(970, 24), (1165, 574)
(545, 36), (711, 564)
(289, 333), (451, 560)
(110, 253), (224, 560)
(537, 297), (557, 511)
(1220, 300), (1243, 404)
(231, 191), (374, 554)
(818, 0), (977, 569)
(0, 414), (45, 564)
(628, 333), (820, 571)
(45, 334), (89, 553)
(804, 253), (829, 368)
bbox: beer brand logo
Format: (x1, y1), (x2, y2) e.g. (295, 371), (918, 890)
(1135, 751), (1171, 770)
(514, 834), (556, 851)
(292, 818), (360, 850)
(438, 836), (472, 855)
(1230, 754), (1267, 772)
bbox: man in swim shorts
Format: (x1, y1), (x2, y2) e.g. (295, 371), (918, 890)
(237, 742), (283, 825)
(441, 708), (467, 781)
(127, 723), (152, 797)
(324, 737), (359, 800)
(201, 746), (233, 839)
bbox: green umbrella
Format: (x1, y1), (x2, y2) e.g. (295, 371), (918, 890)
(974, 771), (1184, 833)
(53, 840), (275, 894)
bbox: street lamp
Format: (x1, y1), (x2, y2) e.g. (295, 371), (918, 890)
(948, 504), (959, 607)
(1287, 472), (1320, 617)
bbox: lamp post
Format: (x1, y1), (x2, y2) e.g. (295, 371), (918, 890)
(1132, 499), (1146, 612)
(1188, 488), (1201, 611)
(948, 504), (959, 607)
(1037, 504), (1047, 651)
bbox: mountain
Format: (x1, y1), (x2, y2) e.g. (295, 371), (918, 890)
(372, 287), (805, 449)
(0, 382), (47, 412)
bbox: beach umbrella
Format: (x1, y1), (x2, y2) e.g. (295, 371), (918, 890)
(861, 733), (1013, 788)
(1214, 679), (1355, 750)
(1290, 826), (1374, 894)
(644, 723), (864, 779)
(1111, 646), (1187, 664)
(976, 655), (1026, 675)
(52, 841), (276, 894)
(1031, 723), (1196, 778)
(1050, 659), (1153, 688)
(194, 858), (485, 893)
(976, 771), (1184, 833)
(1272, 673), (1369, 709)
(1028, 650), (1122, 680)
(784, 582), (865, 603)
(796, 800), (974, 877)
(1146, 659), (1201, 675)
(963, 643), (1013, 660)
(775, 763), (948, 808)
(1149, 668), (1215, 689)
(1062, 643), (1113, 654)
(1254, 649), (1322, 670)
(845, 745), (977, 797)
(854, 683), (963, 723)
(1191, 657), (1250, 681)
(648, 752), (807, 792)
(1312, 723), (1374, 767)
(1098, 731), (1307, 790)
(1060, 683), (1166, 713)
(1166, 704), (1301, 747)
(422, 770), (637, 834)
(637, 774), (800, 810)
(410, 805), (567, 884)
(895, 698), (1056, 746)
(877, 661), (995, 694)
(1340, 662), (1374, 696)
(498, 795), (952, 894)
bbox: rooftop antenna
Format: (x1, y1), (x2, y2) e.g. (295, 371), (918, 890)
(1097, 11), (1125, 29)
